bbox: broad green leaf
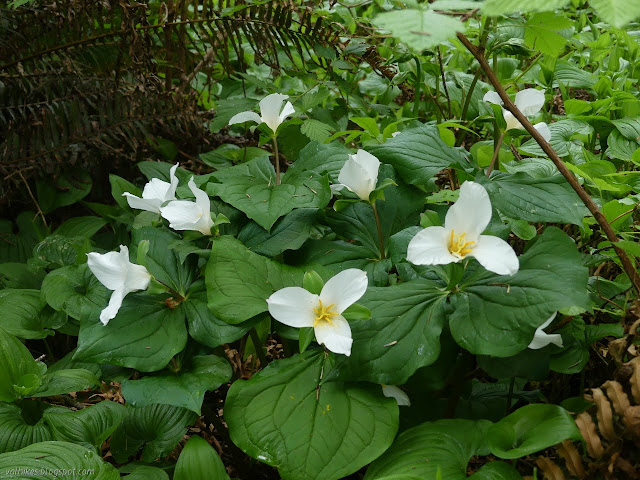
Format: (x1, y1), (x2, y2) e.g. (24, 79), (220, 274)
(373, 9), (465, 51)
(487, 404), (582, 459)
(331, 280), (448, 384)
(31, 234), (92, 269)
(449, 228), (589, 356)
(0, 329), (42, 402)
(237, 208), (317, 257)
(209, 97), (260, 133)
(364, 419), (494, 479)
(0, 289), (53, 339)
(110, 404), (197, 463)
(121, 355), (231, 414)
(31, 368), (99, 397)
(75, 294), (187, 372)
(523, 12), (572, 57)
(174, 435), (230, 480)
(284, 141), (350, 182)
(41, 264), (109, 321)
(0, 402), (55, 453)
(44, 401), (127, 452)
(367, 125), (464, 188)
(479, 173), (588, 226)
(123, 466), (170, 480)
(590, 0), (640, 28)
(109, 174), (141, 212)
(36, 169), (92, 214)
(553, 60), (597, 89)
(225, 351), (398, 480)
(469, 462), (523, 480)
(520, 119), (592, 158)
(0, 262), (44, 289)
(54, 216), (108, 238)
(0, 212), (44, 264)
(482, 0), (571, 14)
(0, 441), (119, 479)
(209, 156), (330, 231)
(206, 236), (304, 324)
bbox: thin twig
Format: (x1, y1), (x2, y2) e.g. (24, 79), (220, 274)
(487, 131), (505, 176)
(18, 171), (48, 229)
(457, 32), (640, 295)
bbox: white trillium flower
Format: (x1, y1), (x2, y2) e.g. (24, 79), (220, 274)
(266, 269), (368, 356)
(228, 93), (295, 134)
(407, 181), (519, 276)
(160, 177), (214, 235)
(87, 245), (152, 326)
(381, 385), (411, 406)
(483, 89), (552, 142)
(123, 163), (180, 214)
(528, 313), (564, 349)
(332, 150), (381, 201)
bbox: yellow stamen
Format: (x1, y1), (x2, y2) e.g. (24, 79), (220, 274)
(313, 299), (339, 327)
(448, 230), (476, 259)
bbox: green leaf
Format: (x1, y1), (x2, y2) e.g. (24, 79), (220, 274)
(487, 404), (582, 459)
(237, 209), (317, 257)
(36, 169), (92, 214)
(373, 9), (464, 51)
(225, 351), (398, 480)
(0, 329), (42, 402)
(110, 404), (197, 463)
(520, 119), (593, 158)
(0, 262), (44, 289)
(449, 228), (589, 356)
(121, 355), (231, 414)
(482, 0), (571, 15)
(32, 368), (99, 397)
(509, 219), (537, 241)
(284, 142), (350, 183)
(301, 119), (334, 143)
(210, 97), (260, 133)
(123, 465), (170, 480)
(109, 174), (141, 212)
(0, 289), (53, 339)
(174, 435), (230, 480)
(54, 216), (108, 238)
(209, 156), (330, 231)
(332, 280), (447, 384)
(75, 294), (187, 372)
(479, 173), (588, 226)
(0, 441), (119, 479)
(0, 402), (54, 453)
(44, 401), (127, 452)
(41, 264), (110, 321)
(367, 125), (464, 188)
(31, 234), (92, 269)
(364, 419), (496, 479)
(523, 12), (573, 57)
(206, 236), (304, 324)
(0, 212), (44, 264)
(589, 0), (640, 28)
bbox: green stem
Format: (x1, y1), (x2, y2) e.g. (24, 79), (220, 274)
(273, 136), (281, 185)
(371, 201), (386, 260)
(505, 376), (516, 415)
(42, 338), (55, 363)
(413, 56), (422, 118)
(487, 131), (505, 176)
(249, 328), (268, 366)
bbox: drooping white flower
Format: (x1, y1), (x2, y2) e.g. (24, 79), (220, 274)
(266, 269), (368, 356)
(382, 385), (411, 406)
(528, 313), (564, 349)
(331, 150), (381, 201)
(228, 93), (295, 134)
(123, 163), (180, 214)
(159, 177), (214, 235)
(483, 89), (551, 142)
(407, 181), (519, 276)
(87, 245), (152, 325)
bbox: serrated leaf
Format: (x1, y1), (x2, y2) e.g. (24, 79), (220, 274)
(301, 119), (334, 142)
(523, 12), (573, 57)
(590, 0), (640, 28)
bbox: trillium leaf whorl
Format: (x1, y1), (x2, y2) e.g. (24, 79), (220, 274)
(407, 182), (519, 276)
(86, 245), (152, 325)
(266, 269), (368, 356)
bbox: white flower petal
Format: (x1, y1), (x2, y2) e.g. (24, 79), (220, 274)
(444, 182), (492, 242)
(188, 177), (214, 235)
(87, 246), (130, 290)
(319, 269), (368, 314)
(538, 312), (557, 330)
(330, 183), (346, 194)
(100, 289), (126, 325)
(123, 262), (152, 292)
(259, 93), (289, 132)
(471, 235), (519, 276)
(382, 385), (411, 406)
(122, 193), (163, 213)
(515, 89), (545, 116)
(528, 313), (563, 349)
(407, 226), (458, 266)
(504, 111), (523, 131)
(228, 111), (262, 126)
(337, 155), (375, 201)
(160, 200), (205, 231)
(167, 162), (180, 200)
(267, 287), (318, 328)
(483, 91), (503, 106)
(314, 314), (352, 356)
(352, 150), (380, 186)
(142, 178), (172, 202)
(534, 122), (552, 143)
(278, 101), (295, 124)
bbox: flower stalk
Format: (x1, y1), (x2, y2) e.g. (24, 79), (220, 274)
(371, 201), (386, 260)
(273, 135), (281, 186)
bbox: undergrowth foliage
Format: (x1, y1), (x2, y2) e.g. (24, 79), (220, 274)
(1, 1), (640, 480)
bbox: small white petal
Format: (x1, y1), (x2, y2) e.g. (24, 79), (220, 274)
(87, 246), (130, 290)
(160, 200), (205, 231)
(267, 287), (318, 328)
(314, 314), (352, 356)
(444, 182), (492, 242)
(391, 131), (401, 137)
(534, 122), (552, 142)
(352, 150), (380, 186)
(504, 111), (523, 131)
(330, 183), (346, 194)
(100, 289), (126, 325)
(528, 313), (563, 349)
(167, 163), (180, 200)
(142, 178), (173, 202)
(382, 385), (411, 406)
(259, 93), (289, 132)
(278, 101), (295, 124)
(538, 312), (557, 330)
(319, 269), (368, 314)
(337, 154), (377, 201)
(515, 89), (545, 116)
(471, 235), (519, 276)
(122, 193), (163, 213)
(228, 111), (262, 126)
(407, 226), (458, 266)
(188, 177), (214, 235)
(483, 91), (503, 106)
(123, 263), (152, 292)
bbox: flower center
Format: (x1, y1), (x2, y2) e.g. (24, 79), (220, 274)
(313, 299), (338, 327)
(448, 230), (475, 259)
